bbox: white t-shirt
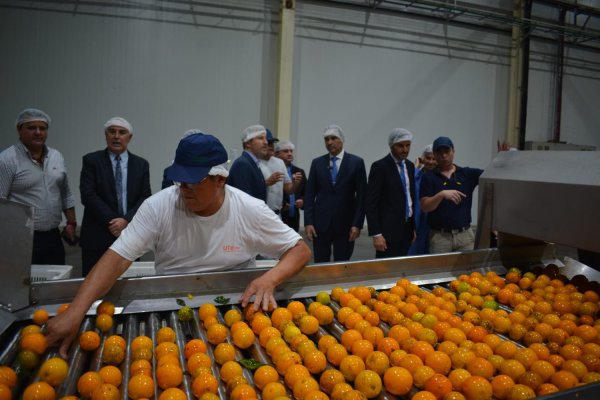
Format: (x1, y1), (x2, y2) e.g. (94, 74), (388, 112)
(110, 185), (301, 274)
(259, 156), (291, 211)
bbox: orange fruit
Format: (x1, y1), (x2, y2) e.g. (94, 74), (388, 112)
(340, 355), (366, 382)
(351, 339), (374, 361)
(0, 367), (17, 389)
(132, 346), (153, 362)
(491, 374), (515, 400)
(219, 360), (243, 384)
(21, 324), (42, 337)
(231, 327), (255, 349)
(95, 314), (113, 333)
(274, 350), (302, 375)
(424, 373), (453, 399)
(303, 350), (327, 374)
(223, 309), (242, 327)
(424, 351), (451, 375)
(213, 342), (235, 365)
(102, 344), (125, 365)
(287, 300), (306, 317)
(536, 383), (560, 396)
(91, 383), (120, 400)
(32, 309), (49, 326)
(253, 365), (279, 390)
(413, 365), (436, 389)
(506, 384), (536, 400)
(78, 371), (103, 398)
(292, 376), (319, 400)
(447, 368), (471, 392)
(158, 388), (187, 400)
(130, 359), (152, 376)
(550, 370), (578, 390)
(365, 351), (390, 376)
(298, 315), (319, 335)
(261, 382), (287, 400)
(270, 307), (293, 330)
(466, 357), (495, 380)
(326, 343), (348, 366)
(284, 364), (310, 388)
(39, 357), (68, 386)
(206, 323), (228, 346)
(155, 342), (179, 360)
(191, 372), (218, 397)
(20, 332), (47, 354)
(96, 300), (115, 316)
(319, 368), (345, 394)
(57, 303), (70, 314)
(411, 390), (437, 400)
(156, 363), (183, 389)
(354, 369), (382, 398)
(98, 365), (122, 387)
(259, 327), (281, 348)
(128, 375), (154, 400)
(157, 327), (176, 344)
(250, 314), (272, 335)
(383, 366), (413, 396)
(184, 338), (206, 358)
(23, 382), (55, 400)
(187, 352), (212, 373)
(0, 384), (11, 400)
(79, 331), (101, 351)
(198, 303), (218, 321)
(461, 375), (493, 400)
(341, 329), (363, 351)
(230, 383), (257, 400)
(105, 335), (126, 350)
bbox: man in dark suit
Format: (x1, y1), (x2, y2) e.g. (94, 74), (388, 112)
(79, 117), (151, 276)
(275, 140), (306, 232)
(227, 125), (268, 202)
(304, 124), (367, 263)
(366, 128), (416, 258)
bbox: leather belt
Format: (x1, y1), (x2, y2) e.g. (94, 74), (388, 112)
(432, 226), (470, 234)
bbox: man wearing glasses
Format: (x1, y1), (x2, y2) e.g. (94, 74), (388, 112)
(47, 131), (311, 358)
(79, 117), (151, 275)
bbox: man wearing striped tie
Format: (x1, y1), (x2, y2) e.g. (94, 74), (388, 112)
(366, 129), (417, 258)
(79, 117), (151, 276)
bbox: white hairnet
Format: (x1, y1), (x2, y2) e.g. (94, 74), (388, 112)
(242, 124), (267, 143)
(323, 124), (344, 142)
(208, 162), (230, 178)
(16, 108), (51, 128)
(104, 117), (132, 133)
(275, 140), (295, 152)
(423, 144), (433, 155)
(388, 128), (413, 147)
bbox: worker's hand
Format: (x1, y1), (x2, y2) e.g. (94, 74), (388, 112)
(240, 275), (278, 312)
(373, 235), (387, 252)
(349, 227), (361, 242)
(305, 225), (316, 241)
(45, 309), (84, 359)
(265, 172), (285, 186)
(497, 140), (513, 152)
(295, 199), (303, 209)
(108, 218), (128, 237)
(441, 190), (466, 205)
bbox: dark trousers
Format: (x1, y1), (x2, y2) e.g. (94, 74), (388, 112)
(375, 223), (413, 259)
(313, 229), (355, 263)
(282, 211), (300, 232)
(32, 228), (65, 265)
(81, 248), (105, 276)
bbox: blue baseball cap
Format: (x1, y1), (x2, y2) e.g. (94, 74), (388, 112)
(266, 128), (279, 143)
(166, 131), (228, 184)
(433, 136), (454, 151)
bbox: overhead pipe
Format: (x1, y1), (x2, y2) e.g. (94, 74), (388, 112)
(552, 7), (567, 143)
(518, 0), (533, 150)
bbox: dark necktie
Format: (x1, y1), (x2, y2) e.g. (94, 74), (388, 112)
(331, 156), (338, 185)
(115, 155), (124, 215)
(287, 166), (295, 217)
(399, 161), (410, 220)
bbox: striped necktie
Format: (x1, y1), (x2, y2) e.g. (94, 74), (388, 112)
(115, 155), (124, 215)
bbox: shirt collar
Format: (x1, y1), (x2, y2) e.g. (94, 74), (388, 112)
(390, 153), (405, 165)
(244, 150), (261, 165)
(17, 141), (48, 159)
(109, 150), (129, 163)
(330, 149), (345, 160)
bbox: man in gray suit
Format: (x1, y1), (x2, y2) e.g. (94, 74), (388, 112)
(79, 117), (151, 275)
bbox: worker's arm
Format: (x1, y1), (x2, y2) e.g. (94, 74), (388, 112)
(240, 240), (311, 311)
(46, 249), (132, 358)
(420, 190), (466, 213)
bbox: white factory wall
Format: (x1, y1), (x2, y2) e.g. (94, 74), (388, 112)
(1, 0), (599, 228)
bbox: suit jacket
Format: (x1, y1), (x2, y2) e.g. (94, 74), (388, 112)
(304, 152), (367, 234)
(227, 151), (267, 202)
(80, 149), (151, 251)
(366, 154), (416, 241)
(282, 164), (306, 211)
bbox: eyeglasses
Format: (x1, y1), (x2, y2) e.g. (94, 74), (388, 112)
(174, 176), (208, 189)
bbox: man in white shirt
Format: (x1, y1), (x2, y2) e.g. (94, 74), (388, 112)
(47, 131), (311, 358)
(260, 129), (292, 216)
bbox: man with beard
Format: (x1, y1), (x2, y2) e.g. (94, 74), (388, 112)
(227, 125), (269, 202)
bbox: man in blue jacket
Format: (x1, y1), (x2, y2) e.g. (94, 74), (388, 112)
(304, 124), (367, 263)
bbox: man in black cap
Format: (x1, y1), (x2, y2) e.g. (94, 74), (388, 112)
(420, 136), (483, 253)
(46, 130), (311, 358)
